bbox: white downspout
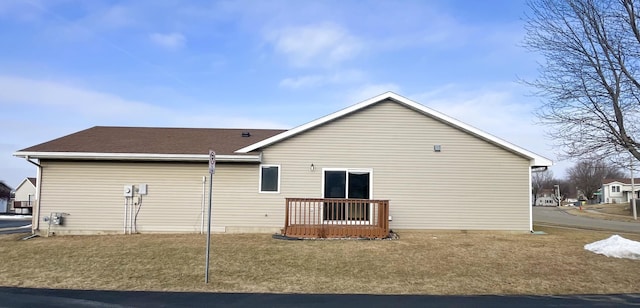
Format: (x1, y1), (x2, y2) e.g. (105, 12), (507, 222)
(124, 197), (128, 234)
(25, 156), (42, 233)
(528, 166), (533, 232)
(129, 197), (134, 234)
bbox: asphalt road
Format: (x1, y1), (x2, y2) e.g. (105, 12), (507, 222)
(533, 206), (640, 233)
(0, 287), (639, 308)
(0, 216), (31, 235)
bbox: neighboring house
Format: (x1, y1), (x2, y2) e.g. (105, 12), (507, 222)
(535, 188), (557, 206)
(601, 178), (640, 204)
(12, 177), (36, 214)
(14, 92), (552, 236)
(0, 181), (11, 213)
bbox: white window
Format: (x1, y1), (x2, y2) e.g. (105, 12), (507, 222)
(612, 186), (620, 193)
(259, 165), (280, 193)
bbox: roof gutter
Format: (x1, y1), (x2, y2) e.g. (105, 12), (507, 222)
(531, 165), (549, 172)
(13, 151), (262, 163)
(23, 155), (41, 167)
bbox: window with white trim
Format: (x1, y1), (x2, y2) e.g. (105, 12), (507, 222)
(611, 185), (621, 193)
(322, 168), (372, 222)
(259, 165), (280, 193)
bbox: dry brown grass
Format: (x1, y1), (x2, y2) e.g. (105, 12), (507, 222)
(1, 227), (639, 295)
(566, 203), (640, 223)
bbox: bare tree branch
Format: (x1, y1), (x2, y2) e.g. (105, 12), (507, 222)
(524, 0), (640, 163)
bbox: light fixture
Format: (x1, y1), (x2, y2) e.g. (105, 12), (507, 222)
(310, 163), (315, 171)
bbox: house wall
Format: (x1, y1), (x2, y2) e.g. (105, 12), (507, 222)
(36, 161), (282, 234)
(35, 99), (533, 234)
(14, 182), (36, 202)
(603, 183), (624, 203)
(260, 100), (532, 231)
(535, 196), (556, 206)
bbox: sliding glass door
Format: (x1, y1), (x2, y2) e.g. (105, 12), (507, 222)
(323, 169), (371, 222)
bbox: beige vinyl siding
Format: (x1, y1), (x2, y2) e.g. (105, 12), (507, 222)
(38, 161), (208, 234)
(37, 161), (284, 234)
(36, 99), (533, 234)
(209, 163), (284, 230)
(260, 99), (532, 231)
(14, 182), (36, 202)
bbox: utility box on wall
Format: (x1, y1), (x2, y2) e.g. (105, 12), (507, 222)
(124, 185), (133, 197)
(52, 213), (63, 225)
(138, 184), (147, 195)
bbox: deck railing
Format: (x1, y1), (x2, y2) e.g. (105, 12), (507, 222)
(284, 198), (389, 239)
(13, 201), (33, 208)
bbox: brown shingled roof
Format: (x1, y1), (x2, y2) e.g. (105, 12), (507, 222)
(19, 126), (286, 156)
(603, 178), (640, 185)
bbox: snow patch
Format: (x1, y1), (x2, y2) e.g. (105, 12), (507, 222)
(584, 235), (640, 260)
(0, 215), (32, 220)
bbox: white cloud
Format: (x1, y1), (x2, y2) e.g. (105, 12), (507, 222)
(412, 83), (560, 172)
(266, 22), (362, 68)
(279, 70), (364, 89)
(149, 32), (186, 50)
(97, 5), (135, 29)
(0, 75), (163, 118)
(0, 0), (45, 21)
(0, 75), (292, 186)
(0, 75), (289, 129)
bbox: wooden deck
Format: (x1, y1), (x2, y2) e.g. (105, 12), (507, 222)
(283, 198), (390, 239)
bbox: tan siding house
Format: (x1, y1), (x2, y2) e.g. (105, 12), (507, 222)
(14, 92), (552, 236)
(12, 177), (36, 214)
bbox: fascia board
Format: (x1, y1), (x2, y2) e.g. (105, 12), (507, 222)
(13, 151), (261, 163)
(236, 91), (553, 167)
(14, 178), (30, 191)
(234, 92), (400, 154)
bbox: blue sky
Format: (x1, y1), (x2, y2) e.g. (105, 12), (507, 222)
(0, 0), (566, 188)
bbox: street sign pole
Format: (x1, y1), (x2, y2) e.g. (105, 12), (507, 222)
(205, 150), (215, 283)
(631, 157), (637, 220)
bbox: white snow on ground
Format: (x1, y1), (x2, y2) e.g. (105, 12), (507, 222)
(0, 215), (32, 220)
(584, 235), (640, 260)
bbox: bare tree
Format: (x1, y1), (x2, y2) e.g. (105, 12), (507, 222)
(556, 179), (576, 200)
(524, 0), (640, 163)
(567, 160), (625, 200)
(532, 169), (555, 204)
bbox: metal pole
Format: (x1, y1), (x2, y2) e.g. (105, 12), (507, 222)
(201, 176), (206, 234)
(632, 158), (637, 220)
(205, 172), (213, 283)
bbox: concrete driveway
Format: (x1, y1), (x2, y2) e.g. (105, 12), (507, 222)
(533, 206), (639, 234)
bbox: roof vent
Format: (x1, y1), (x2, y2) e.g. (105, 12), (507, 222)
(241, 132), (251, 137)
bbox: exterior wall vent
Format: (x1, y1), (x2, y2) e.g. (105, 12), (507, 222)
(242, 132), (251, 137)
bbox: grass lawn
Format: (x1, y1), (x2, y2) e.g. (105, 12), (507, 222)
(565, 203), (640, 223)
(1, 226), (639, 295)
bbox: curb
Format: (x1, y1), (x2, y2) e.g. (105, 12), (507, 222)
(535, 223), (640, 235)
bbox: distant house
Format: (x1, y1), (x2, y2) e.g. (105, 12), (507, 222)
(601, 178), (640, 204)
(12, 177), (36, 214)
(14, 92), (552, 236)
(535, 188), (557, 206)
(0, 181), (12, 213)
